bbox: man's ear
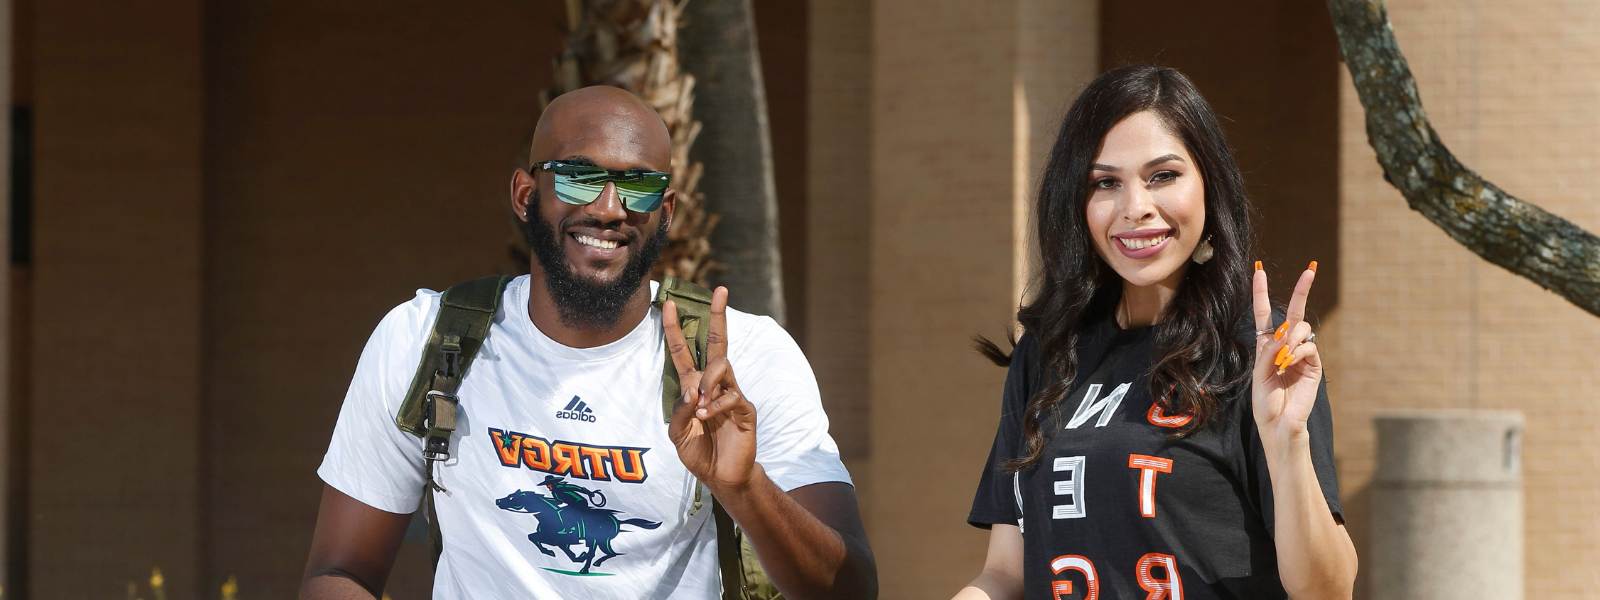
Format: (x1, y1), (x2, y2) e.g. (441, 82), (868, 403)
(659, 187), (677, 229)
(511, 168), (537, 222)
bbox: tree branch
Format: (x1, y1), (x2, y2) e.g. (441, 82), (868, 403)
(1328, 0), (1600, 317)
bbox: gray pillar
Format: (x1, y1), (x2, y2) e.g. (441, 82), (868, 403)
(1371, 410), (1523, 600)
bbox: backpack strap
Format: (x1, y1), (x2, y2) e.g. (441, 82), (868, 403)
(653, 275), (713, 422)
(651, 277), (780, 600)
(395, 274), (512, 565)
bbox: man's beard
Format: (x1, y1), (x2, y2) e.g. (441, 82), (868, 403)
(523, 201), (669, 332)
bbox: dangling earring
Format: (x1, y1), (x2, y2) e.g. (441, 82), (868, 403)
(1191, 236), (1214, 264)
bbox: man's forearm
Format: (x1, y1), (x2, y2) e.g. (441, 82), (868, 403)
(300, 572), (381, 600)
(711, 465), (876, 600)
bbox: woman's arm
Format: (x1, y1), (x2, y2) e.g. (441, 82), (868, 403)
(1263, 433), (1357, 599)
(1251, 263), (1357, 600)
(951, 524), (1025, 600)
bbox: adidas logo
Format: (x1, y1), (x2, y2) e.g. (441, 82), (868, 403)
(556, 395), (597, 423)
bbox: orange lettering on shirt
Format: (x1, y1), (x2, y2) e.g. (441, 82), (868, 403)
(550, 443), (585, 477)
(521, 437), (552, 471)
(1128, 454), (1175, 518)
(580, 446), (612, 480)
(1049, 555), (1098, 600)
(486, 428), (649, 483)
(489, 429), (523, 467)
(1136, 553), (1184, 599)
(612, 449), (648, 482)
(1147, 403), (1192, 428)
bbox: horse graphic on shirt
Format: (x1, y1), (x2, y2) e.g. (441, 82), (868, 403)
(495, 482), (662, 574)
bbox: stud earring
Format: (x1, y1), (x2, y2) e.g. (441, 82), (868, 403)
(1191, 236), (1214, 264)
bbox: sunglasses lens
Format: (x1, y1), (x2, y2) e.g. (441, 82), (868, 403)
(617, 188), (665, 212)
(552, 174), (605, 206)
(546, 165), (670, 212)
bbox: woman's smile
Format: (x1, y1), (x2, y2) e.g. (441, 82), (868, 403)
(1112, 228), (1173, 259)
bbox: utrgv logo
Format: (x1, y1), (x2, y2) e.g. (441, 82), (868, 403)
(556, 395), (597, 423)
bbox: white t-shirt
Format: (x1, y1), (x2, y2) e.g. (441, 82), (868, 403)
(319, 276), (851, 600)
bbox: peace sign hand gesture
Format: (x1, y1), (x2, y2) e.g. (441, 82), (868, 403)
(664, 287), (760, 493)
(1251, 262), (1323, 448)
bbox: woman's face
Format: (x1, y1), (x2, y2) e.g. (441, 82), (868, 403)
(1085, 110), (1207, 289)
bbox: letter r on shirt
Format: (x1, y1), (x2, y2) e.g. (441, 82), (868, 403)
(1136, 553), (1183, 600)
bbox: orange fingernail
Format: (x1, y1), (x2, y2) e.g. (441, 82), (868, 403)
(1255, 261), (1262, 271)
(1274, 344), (1291, 367)
(1309, 261), (1318, 272)
(1278, 354), (1300, 373)
(1274, 322), (1288, 340)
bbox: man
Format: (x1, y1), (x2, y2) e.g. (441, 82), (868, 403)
(301, 86), (876, 599)
(540, 474), (603, 511)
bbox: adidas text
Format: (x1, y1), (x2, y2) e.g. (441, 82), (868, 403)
(557, 396), (597, 423)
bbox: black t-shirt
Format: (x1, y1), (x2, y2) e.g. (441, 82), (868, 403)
(968, 319), (1341, 599)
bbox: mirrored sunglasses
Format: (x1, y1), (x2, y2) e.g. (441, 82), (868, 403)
(535, 161), (671, 213)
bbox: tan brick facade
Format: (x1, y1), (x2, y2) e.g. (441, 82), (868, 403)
(1336, 1), (1600, 597)
(11, 0), (1600, 597)
(29, 0), (204, 597)
(863, 1), (1097, 597)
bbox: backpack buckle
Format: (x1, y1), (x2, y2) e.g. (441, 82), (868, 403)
(440, 337), (463, 379)
(424, 436), (451, 462)
(423, 390), (459, 462)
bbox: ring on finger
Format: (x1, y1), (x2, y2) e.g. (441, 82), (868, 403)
(1255, 328), (1275, 337)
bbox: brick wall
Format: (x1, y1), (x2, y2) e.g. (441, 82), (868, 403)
(30, 0), (203, 597)
(1336, 1), (1600, 597)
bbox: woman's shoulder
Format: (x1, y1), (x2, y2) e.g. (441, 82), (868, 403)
(1015, 330), (1040, 353)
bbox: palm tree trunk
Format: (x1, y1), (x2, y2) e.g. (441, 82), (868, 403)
(677, 0), (787, 324)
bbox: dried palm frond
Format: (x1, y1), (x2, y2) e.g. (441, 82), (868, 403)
(509, 0), (718, 285)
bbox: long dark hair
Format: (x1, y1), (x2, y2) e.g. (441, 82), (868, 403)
(980, 64), (1256, 472)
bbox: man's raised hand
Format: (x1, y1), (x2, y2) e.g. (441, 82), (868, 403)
(664, 287), (760, 493)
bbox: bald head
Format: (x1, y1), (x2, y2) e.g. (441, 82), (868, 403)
(530, 86), (672, 172)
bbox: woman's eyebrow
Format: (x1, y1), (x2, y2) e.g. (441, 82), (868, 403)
(1091, 163), (1118, 172)
(1144, 154), (1183, 168)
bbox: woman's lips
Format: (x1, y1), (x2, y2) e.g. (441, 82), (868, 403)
(1112, 232), (1171, 259)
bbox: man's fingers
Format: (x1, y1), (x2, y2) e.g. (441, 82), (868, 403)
(662, 300), (698, 377)
(1285, 263), (1317, 324)
(1252, 263), (1272, 335)
(706, 286), (730, 362)
(696, 356), (739, 403)
(667, 373), (703, 440)
(695, 388), (754, 422)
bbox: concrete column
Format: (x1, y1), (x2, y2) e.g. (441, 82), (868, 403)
(868, 1), (1095, 596)
(31, 0), (203, 597)
(1371, 410), (1522, 600)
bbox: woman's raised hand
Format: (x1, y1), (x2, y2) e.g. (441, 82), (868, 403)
(1251, 262), (1323, 448)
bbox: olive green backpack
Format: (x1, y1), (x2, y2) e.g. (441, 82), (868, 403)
(393, 274), (781, 600)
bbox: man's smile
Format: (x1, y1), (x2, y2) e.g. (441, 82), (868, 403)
(565, 227), (632, 262)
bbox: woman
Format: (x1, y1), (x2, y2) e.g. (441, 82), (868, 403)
(957, 65), (1356, 600)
